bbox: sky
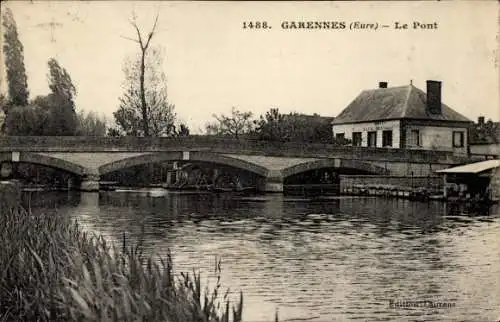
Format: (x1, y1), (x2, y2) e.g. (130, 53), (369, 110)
(1, 1), (499, 133)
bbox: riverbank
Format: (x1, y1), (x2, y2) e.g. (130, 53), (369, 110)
(340, 184), (498, 204)
(0, 196), (245, 321)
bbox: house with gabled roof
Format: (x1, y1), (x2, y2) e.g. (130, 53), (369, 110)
(331, 80), (473, 154)
(469, 116), (500, 157)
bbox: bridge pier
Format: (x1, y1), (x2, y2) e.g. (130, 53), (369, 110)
(258, 176), (284, 193)
(80, 174), (100, 192)
(0, 162), (14, 178)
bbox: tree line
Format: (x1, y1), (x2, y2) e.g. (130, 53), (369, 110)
(1, 9), (343, 145)
(205, 106), (349, 144)
(0, 9), (185, 138)
(1, 8), (104, 136)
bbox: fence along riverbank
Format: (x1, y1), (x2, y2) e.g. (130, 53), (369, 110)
(284, 174), (497, 204)
(338, 174), (497, 204)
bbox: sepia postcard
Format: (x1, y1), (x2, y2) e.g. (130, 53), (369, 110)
(0, 1), (499, 322)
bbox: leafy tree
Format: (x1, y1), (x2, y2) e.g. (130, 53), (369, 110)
(2, 8), (29, 110)
(112, 46), (176, 137)
(107, 127), (122, 137)
(174, 123), (190, 136)
(205, 106), (254, 138)
(2, 104), (50, 135)
(111, 103), (142, 136)
(44, 58), (78, 135)
(3, 59), (78, 136)
(30, 94), (54, 110)
(76, 110), (107, 136)
(3, 95), (54, 136)
(288, 113), (334, 143)
(253, 108), (289, 141)
(47, 59), (76, 107)
(1, 9), (78, 137)
(254, 108), (336, 143)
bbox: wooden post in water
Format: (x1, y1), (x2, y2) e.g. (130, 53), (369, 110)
(443, 174), (448, 197)
(166, 171), (172, 186)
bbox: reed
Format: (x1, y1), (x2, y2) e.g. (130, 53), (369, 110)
(0, 201), (244, 322)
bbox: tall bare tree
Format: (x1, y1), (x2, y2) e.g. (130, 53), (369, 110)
(120, 12), (160, 137)
(112, 45), (176, 136)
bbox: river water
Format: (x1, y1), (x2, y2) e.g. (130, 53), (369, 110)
(28, 190), (500, 322)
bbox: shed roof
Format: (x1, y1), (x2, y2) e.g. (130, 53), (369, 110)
(332, 85), (471, 124)
(436, 159), (500, 174)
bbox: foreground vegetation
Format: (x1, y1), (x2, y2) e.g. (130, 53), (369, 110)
(0, 195), (245, 321)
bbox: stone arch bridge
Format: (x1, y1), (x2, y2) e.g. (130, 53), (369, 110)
(0, 136), (471, 192)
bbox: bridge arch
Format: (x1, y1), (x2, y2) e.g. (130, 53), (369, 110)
(0, 152), (87, 176)
(281, 158), (389, 179)
(98, 151), (270, 177)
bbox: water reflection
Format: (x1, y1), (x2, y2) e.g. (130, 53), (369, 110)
(28, 191), (500, 322)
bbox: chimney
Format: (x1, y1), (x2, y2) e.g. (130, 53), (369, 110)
(426, 80), (442, 114)
(379, 82), (388, 88)
(478, 116), (485, 125)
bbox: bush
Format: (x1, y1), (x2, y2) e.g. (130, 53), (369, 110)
(2, 104), (50, 135)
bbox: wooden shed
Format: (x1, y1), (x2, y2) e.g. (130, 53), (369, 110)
(436, 159), (500, 202)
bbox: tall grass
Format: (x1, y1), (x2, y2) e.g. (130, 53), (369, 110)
(0, 200), (244, 321)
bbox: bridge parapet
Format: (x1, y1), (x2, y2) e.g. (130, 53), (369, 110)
(0, 135), (471, 165)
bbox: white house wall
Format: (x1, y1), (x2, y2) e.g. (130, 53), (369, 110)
(405, 125), (468, 154)
(332, 120), (401, 148)
(333, 121), (469, 153)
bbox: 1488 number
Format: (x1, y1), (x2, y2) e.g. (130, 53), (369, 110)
(242, 21), (271, 29)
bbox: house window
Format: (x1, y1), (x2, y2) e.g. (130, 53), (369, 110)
(453, 131), (464, 147)
(408, 129), (420, 147)
(352, 132), (362, 146)
(382, 130), (393, 147)
(367, 131), (377, 147)
(335, 133), (345, 140)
